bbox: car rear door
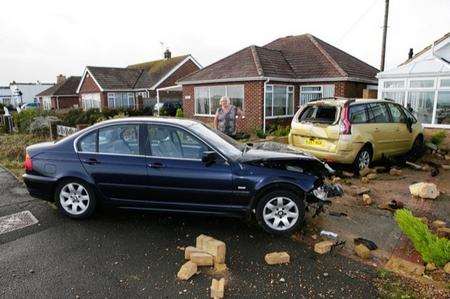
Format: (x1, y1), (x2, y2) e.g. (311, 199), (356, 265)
(386, 103), (412, 153)
(366, 103), (396, 156)
(142, 123), (234, 208)
(77, 123), (149, 201)
(290, 104), (340, 153)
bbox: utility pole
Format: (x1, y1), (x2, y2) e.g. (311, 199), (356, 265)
(380, 0), (389, 71)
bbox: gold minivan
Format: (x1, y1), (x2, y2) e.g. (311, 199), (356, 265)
(288, 98), (424, 171)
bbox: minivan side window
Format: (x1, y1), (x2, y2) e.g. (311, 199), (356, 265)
(78, 131), (97, 152)
(401, 106), (418, 123)
(387, 103), (406, 123)
(349, 104), (368, 123)
(98, 124), (140, 155)
(367, 103), (390, 123)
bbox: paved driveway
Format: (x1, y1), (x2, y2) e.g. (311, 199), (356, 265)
(0, 167), (379, 298)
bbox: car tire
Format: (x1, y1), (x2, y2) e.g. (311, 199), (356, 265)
(255, 190), (304, 235)
(353, 146), (372, 172)
(408, 135), (424, 161)
(55, 179), (96, 219)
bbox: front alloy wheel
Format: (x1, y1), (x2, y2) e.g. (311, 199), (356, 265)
(56, 180), (96, 219)
(256, 191), (304, 234)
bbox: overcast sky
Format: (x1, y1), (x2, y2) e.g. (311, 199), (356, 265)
(1, 0), (449, 85)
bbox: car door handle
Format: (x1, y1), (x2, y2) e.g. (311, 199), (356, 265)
(81, 158), (100, 165)
(147, 162), (164, 169)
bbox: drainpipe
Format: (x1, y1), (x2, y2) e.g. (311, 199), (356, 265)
(263, 78), (269, 133)
(156, 89), (160, 116)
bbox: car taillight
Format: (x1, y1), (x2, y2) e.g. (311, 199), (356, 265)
(340, 105), (351, 135)
(24, 153), (33, 171)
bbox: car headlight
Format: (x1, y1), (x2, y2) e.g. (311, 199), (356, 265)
(312, 186), (328, 201)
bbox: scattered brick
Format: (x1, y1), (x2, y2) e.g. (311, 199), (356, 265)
(437, 227), (450, 238)
(210, 278), (225, 299)
(203, 239), (226, 264)
(190, 252), (214, 266)
(432, 220), (446, 229)
(409, 182), (439, 199)
(362, 194), (373, 205)
(177, 261), (198, 280)
(367, 173), (378, 180)
(385, 257), (425, 276)
(389, 168), (402, 176)
(354, 244), (371, 259)
(185, 246), (205, 260)
(196, 234), (214, 250)
(314, 240), (334, 254)
(264, 252), (290, 265)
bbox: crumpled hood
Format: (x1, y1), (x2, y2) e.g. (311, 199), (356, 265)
(237, 141), (316, 163)
(237, 142), (334, 177)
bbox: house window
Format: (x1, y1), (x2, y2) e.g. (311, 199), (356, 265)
(107, 92), (136, 109)
(265, 85), (294, 118)
(406, 91), (434, 124)
(383, 80), (405, 89)
(436, 91), (450, 124)
(136, 91), (148, 98)
(43, 97), (52, 110)
(81, 93), (101, 110)
(194, 85), (244, 116)
(381, 91), (405, 105)
(440, 79), (450, 88)
(410, 79), (434, 88)
(299, 84), (335, 105)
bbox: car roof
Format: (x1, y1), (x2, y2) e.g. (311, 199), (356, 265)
(93, 117), (201, 128)
(305, 97), (394, 107)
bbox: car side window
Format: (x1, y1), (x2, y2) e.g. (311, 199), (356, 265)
(402, 106), (418, 123)
(367, 103), (390, 123)
(349, 104), (368, 123)
(147, 125), (209, 160)
(98, 125), (140, 155)
(78, 131), (97, 152)
(388, 103), (406, 123)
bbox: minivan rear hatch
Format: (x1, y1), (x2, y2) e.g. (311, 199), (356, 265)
(290, 103), (341, 152)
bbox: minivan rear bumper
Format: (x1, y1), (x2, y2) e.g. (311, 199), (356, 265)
(288, 144), (360, 164)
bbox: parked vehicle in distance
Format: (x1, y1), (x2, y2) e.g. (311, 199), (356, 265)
(153, 101), (182, 116)
(23, 117), (337, 234)
(21, 102), (40, 110)
(289, 98), (424, 171)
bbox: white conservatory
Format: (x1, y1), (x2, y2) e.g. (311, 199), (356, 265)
(377, 33), (450, 129)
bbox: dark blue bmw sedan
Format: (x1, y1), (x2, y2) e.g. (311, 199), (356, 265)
(23, 117), (336, 234)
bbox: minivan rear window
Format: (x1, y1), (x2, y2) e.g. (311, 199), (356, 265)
(299, 105), (337, 124)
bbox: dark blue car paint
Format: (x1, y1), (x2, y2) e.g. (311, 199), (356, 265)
(23, 118), (330, 218)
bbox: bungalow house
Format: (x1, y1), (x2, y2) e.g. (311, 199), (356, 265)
(76, 50), (201, 111)
(9, 81), (54, 108)
(377, 32), (450, 130)
(0, 87), (12, 105)
(178, 33), (378, 133)
(36, 75), (81, 110)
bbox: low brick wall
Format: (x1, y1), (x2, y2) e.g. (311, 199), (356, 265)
(424, 128), (450, 149)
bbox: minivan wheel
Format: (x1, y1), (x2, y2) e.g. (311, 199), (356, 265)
(408, 135), (424, 161)
(354, 146), (372, 172)
(55, 179), (96, 219)
(256, 190), (304, 235)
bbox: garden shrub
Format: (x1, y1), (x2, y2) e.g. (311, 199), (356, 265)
(175, 108), (184, 118)
(395, 209), (450, 267)
(29, 116), (59, 136)
(255, 129), (267, 139)
(430, 130), (447, 146)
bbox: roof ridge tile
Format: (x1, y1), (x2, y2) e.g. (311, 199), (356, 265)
(307, 34), (347, 77)
(250, 45), (264, 76)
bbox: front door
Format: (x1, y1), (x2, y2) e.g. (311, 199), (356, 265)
(142, 124), (234, 208)
(77, 123), (148, 201)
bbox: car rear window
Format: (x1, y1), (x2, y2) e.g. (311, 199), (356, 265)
(349, 104), (368, 123)
(299, 105), (337, 124)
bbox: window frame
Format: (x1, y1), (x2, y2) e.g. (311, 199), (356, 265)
(194, 85), (244, 117)
(265, 84), (295, 119)
(144, 123), (211, 161)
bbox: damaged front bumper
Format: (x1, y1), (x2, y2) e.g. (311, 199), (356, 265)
(306, 183), (343, 217)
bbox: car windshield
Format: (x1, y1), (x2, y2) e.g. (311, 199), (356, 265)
(189, 123), (244, 158)
(299, 105), (337, 124)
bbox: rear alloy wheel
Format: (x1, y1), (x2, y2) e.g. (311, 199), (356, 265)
(256, 190), (304, 235)
(56, 180), (96, 219)
(354, 147), (372, 172)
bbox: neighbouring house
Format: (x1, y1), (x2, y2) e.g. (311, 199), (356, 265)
(0, 86), (12, 105)
(36, 75), (81, 110)
(76, 50), (201, 111)
(377, 32), (450, 130)
(9, 81), (54, 108)
(178, 33), (378, 133)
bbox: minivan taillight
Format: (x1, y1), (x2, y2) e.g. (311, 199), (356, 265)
(24, 153), (33, 171)
(340, 105), (352, 135)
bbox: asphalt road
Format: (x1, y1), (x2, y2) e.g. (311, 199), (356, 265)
(0, 167), (380, 298)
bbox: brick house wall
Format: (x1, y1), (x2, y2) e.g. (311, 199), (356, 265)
(183, 80), (373, 133)
(51, 96), (80, 109)
(159, 60), (200, 88)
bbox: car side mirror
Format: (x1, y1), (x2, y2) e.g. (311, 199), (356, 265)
(202, 151), (217, 166)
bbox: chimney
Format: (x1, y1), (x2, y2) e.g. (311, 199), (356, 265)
(408, 48), (414, 59)
(164, 49), (171, 59)
(56, 74), (66, 84)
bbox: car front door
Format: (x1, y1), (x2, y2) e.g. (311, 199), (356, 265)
(142, 123), (234, 208)
(77, 123), (149, 201)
